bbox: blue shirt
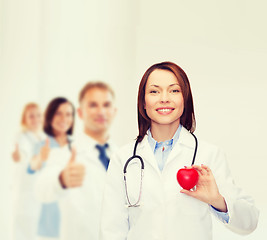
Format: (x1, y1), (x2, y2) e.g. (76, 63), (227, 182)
(27, 135), (70, 237)
(147, 124), (182, 171)
(147, 125), (229, 223)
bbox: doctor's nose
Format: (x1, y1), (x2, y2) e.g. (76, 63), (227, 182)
(160, 92), (170, 103)
(97, 106), (106, 115)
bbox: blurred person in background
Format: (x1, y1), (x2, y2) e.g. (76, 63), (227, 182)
(27, 97), (75, 240)
(11, 102), (44, 240)
(35, 81), (117, 240)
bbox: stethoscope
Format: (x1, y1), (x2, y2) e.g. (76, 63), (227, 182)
(123, 132), (198, 207)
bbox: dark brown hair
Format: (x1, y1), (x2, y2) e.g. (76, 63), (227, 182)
(79, 81), (115, 103)
(137, 61), (196, 142)
(43, 97), (75, 137)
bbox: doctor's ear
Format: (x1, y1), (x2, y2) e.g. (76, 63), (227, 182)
(113, 107), (118, 117)
(77, 108), (83, 119)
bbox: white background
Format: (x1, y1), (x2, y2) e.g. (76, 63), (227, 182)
(0, 0), (266, 239)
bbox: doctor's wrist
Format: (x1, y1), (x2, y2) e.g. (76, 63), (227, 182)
(209, 194), (228, 213)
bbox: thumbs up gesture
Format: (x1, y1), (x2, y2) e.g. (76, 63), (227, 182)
(12, 143), (20, 162)
(30, 138), (50, 171)
(40, 138), (50, 161)
(59, 148), (86, 188)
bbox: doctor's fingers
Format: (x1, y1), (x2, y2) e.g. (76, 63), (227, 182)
(197, 164), (214, 178)
(44, 138), (50, 146)
(68, 162), (85, 169)
(40, 146), (50, 161)
(200, 165), (212, 176)
(12, 149), (20, 162)
(68, 180), (84, 188)
(69, 170), (85, 179)
(64, 175), (84, 187)
(69, 176), (85, 185)
(64, 173), (84, 187)
(69, 147), (76, 163)
(180, 189), (198, 198)
(41, 141), (50, 152)
(68, 165), (85, 176)
(192, 165), (206, 176)
(14, 143), (19, 152)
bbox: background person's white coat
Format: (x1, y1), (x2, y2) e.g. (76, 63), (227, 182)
(34, 133), (118, 240)
(0, 0), (266, 239)
(11, 131), (42, 240)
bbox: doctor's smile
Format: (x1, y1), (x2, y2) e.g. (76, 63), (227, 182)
(94, 117), (107, 124)
(156, 107), (175, 114)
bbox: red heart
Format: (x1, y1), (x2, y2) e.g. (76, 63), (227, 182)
(177, 168), (199, 190)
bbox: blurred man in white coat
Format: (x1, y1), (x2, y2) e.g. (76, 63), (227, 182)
(35, 82), (117, 240)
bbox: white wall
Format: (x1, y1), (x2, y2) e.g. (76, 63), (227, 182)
(1, 0), (266, 239)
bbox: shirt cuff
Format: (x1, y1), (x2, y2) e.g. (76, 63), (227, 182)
(27, 164), (36, 174)
(210, 205), (229, 223)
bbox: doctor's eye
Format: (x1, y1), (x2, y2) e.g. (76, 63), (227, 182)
(171, 89), (180, 93)
(104, 102), (112, 108)
(54, 111), (62, 116)
(65, 112), (73, 117)
(150, 90), (159, 94)
(88, 102), (97, 108)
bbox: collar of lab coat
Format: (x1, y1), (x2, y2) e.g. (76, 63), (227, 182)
(136, 126), (196, 173)
(74, 131), (116, 153)
(138, 126), (195, 150)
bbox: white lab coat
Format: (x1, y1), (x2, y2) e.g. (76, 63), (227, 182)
(35, 132), (117, 240)
(100, 127), (259, 240)
(11, 131), (44, 240)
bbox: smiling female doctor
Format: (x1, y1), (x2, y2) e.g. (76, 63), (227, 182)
(100, 61), (259, 240)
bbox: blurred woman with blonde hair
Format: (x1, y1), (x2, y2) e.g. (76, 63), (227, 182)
(11, 102), (44, 240)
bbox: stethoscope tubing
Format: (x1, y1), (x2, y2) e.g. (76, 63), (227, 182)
(191, 133), (198, 166)
(123, 132), (198, 207)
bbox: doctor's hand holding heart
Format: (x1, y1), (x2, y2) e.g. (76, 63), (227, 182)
(100, 61), (259, 240)
(179, 165), (228, 212)
(59, 147), (85, 188)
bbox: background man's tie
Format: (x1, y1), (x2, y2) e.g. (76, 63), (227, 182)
(95, 143), (110, 170)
